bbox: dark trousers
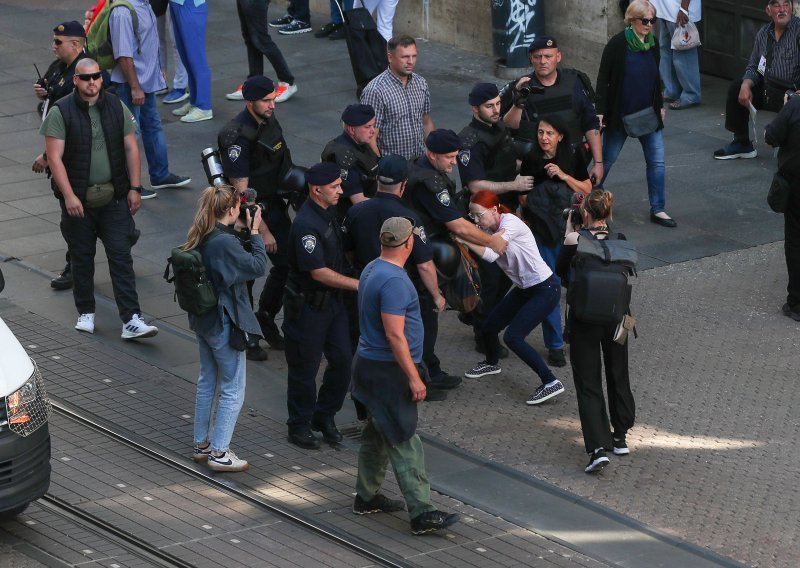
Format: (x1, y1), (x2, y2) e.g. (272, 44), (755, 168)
(568, 315), (635, 454)
(60, 198), (140, 322)
(725, 79), (784, 142)
(237, 0), (294, 84)
(257, 201), (291, 317)
(418, 288), (442, 377)
(472, 257), (512, 337)
(283, 298), (352, 431)
(286, 0), (310, 23)
(786, 179), (800, 307)
(481, 276), (560, 385)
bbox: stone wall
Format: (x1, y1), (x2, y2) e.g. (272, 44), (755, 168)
(307, 0), (627, 81)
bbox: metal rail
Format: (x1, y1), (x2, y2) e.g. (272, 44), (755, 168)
(48, 395), (414, 568)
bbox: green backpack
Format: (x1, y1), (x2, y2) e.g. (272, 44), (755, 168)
(163, 231), (221, 316)
(86, 0), (140, 71)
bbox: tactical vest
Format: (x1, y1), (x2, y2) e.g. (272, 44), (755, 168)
(404, 163), (458, 238)
(321, 138), (379, 198)
(519, 69), (586, 144)
(218, 115), (290, 202)
(52, 91), (129, 202)
(458, 122), (518, 183)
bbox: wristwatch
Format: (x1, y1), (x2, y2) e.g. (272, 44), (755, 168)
(131, 185), (144, 194)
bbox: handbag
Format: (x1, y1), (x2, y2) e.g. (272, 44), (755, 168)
(622, 107), (659, 138)
(768, 171), (792, 213)
(671, 22), (701, 51)
(228, 286), (249, 352)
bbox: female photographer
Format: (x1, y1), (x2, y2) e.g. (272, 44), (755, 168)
(519, 114), (592, 368)
(458, 190), (565, 406)
(182, 186), (267, 472)
(556, 189), (635, 474)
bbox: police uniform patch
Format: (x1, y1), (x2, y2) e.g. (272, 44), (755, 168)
(228, 145), (242, 162)
(340, 168), (349, 181)
(436, 190), (451, 206)
(459, 150), (471, 166)
(418, 227), (428, 244)
(302, 235), (317, 253)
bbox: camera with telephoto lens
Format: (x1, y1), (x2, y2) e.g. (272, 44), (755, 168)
(562, 192), (585, 222)
(238, 188), (265, 222)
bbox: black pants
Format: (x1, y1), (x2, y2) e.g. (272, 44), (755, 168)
(418, 288), (442, 377)
(568, 315), (635, 454)
(786, 179), (800, 308)
(257, 200), (291, 317)
(237, 0), (294, 84)
(283, 297), (352, 432)
(60, 198), (140, 322)
(725, 78), (784, 142)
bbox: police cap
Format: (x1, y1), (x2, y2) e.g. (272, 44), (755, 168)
(425, 129), (463, 154)
(528, 35), (558, 52)
(380, 217), (414, 247)
(242, 76), (275, 101)
(468, 82), (499, 106)
(305, 162), (341, 186)
(53, 21), (86, 38)
(341, 103), (375, 126)
(377, 154), (408, 184)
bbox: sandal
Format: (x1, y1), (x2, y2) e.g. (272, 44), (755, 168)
(668, 100), (699, 110)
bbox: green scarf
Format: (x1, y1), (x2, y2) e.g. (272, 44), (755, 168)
(625, 26), (655, 52)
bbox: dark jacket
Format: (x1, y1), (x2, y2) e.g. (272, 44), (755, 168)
(765, 96), (800, 181)
(596, 30), (664, 133)
(52, 90), (130, 202)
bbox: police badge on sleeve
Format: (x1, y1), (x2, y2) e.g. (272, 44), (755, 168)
(228, 145), (242, 162)
(436, 190), (451, 206)
(302, 235), (317, 253)
(459, 150), (470, 166)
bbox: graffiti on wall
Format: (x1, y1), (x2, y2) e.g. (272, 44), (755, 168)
(507, 0), (537, 54)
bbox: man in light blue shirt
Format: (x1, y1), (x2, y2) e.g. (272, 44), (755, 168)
(110, 0), (190, 195)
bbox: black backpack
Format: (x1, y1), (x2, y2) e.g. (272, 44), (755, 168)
(567, 230), (637, 325)
(163, 230), (221, 316)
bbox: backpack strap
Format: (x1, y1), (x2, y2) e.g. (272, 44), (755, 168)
(111, 1), (141, 56)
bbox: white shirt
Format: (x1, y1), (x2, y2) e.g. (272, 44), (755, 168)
(481, 214), (552, 289)
(650, 0), (701, 23)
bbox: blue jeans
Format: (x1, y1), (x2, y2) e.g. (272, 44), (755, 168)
(331, 0), (354, 24)
(112, 83), (170, 184)
(533, 235), (564, 350)
(170, 2), (212, 110)
(481, 275), (560, 385)
(600, 127), (667, 214)
(658, 19), (701, 106)
(194, 315), (247, 453)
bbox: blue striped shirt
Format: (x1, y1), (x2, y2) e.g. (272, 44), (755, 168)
(744, 16), (800, 88)
(109, 0), (166, 93)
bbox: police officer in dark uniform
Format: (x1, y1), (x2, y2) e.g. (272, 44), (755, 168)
(321, 104), (380, 221)
(459, 83), (535, 355)
(33, 21), (88, 291)
(344, 155), (461, 397)
(500, 36), (603, 184)
(219, 76), (293, 356)
(283, 162), (359, 450)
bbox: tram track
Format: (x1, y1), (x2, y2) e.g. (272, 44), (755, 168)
(47, 394), (414, 568)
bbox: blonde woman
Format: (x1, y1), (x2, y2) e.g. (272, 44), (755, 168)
(184, 186), (267, 472)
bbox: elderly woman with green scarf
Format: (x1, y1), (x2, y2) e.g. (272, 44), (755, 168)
(596, 0), (677, 229)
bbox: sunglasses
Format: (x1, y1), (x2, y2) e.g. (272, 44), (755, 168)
(76, 72), (102, 82)
(638, 18), (656, 25)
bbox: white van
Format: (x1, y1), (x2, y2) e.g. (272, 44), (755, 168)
(0, 267), (51, 520)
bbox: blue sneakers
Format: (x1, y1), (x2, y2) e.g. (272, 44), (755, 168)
(163, 88), (189, 104)
(713, 140), (757, 160)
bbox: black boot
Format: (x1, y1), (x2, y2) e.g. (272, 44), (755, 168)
(246, 336), (269, 361)
(256, 311), (285, 350)
(50, 262), (73, 290)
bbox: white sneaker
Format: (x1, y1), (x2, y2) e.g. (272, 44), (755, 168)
(180, 108), (213, 123)
(207, 450), (249, 472)
(275, 82), (298, 103)
(121, 314), (158, 340)
(75, 313), (95, 334)
(226, 85), (244, 100)
(172, 102), (194, 117)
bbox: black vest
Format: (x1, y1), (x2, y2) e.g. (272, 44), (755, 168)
(220, 115), (291, 202)
(404, 161), (458, 238)
(519, 69), (586, 144)
(458, 119), (518, 183)
(52, 90), (129, 202)
(321, 137), (379, 196)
